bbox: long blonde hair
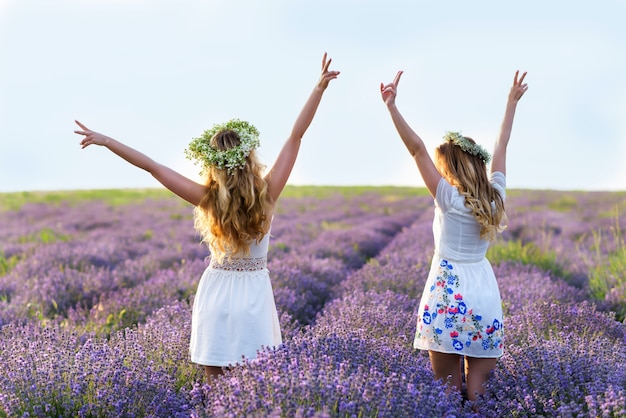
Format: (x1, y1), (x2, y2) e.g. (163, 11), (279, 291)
(436, 138), (507, 241)
(194, 130), (272, 259)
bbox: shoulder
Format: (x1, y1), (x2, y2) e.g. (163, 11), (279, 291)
(490, 171), (506, 199)
(435, 177), (460, 209)
(490, 171), (506, 187)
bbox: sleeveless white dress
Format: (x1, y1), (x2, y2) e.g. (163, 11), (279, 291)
(190, 230), (282, 367)
(414, 172), (506, 358)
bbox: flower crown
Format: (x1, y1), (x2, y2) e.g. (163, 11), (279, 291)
(443, 131), (491, 164)
(185, 119), (260, 175)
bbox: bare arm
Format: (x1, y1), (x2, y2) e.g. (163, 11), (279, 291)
(381, 71), (441, 197)
(491, 70), (528, 176)
(74, 120), (207, 206)
(264, 52), (340, 203)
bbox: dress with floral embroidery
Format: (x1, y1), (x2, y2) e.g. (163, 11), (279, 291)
(414, 172), (506, 358)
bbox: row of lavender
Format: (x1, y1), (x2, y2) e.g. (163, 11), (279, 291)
(0, 189), (624, 416)
(0, 192), (418, 330)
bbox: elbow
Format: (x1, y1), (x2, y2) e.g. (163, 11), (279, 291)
(148, 162), (166, 178)
(409, 142), (427, 158)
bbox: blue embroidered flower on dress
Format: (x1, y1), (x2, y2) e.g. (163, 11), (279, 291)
(415, 259), (504, 353)
(458, 302), (467, 315)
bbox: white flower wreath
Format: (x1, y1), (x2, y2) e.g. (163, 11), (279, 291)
(185, 119), (260, 175)
(443, 131), (491, 164)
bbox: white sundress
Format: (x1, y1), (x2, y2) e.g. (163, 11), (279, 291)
(414, 172), (506, 358)
(190, 230), (282, 367)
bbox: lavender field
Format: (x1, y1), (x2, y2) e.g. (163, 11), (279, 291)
(0, 187), (625, 417)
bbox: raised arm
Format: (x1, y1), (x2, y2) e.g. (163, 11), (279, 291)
(491, 70), (528, 176)
(73, 120), (207, 206)
(264, 52), (340, 203)
(381, 71), (441, 197)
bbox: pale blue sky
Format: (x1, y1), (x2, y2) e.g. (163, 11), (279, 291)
(1, 0), (625, 192)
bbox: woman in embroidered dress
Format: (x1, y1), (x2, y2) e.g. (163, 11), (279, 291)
(74, 53), (340, 381)
(380, 70), (528, 401)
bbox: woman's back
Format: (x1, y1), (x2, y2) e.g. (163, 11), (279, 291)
(209, 229), (270, 264)
(433, 172), (506, 262)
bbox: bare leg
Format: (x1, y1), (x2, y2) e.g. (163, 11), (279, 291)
(464, 356), (498, 401)
(204, 365), (224, 381)
(428, 351), (463, 395)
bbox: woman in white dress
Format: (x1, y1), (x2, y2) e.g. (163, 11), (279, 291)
(74, 53), (340, 381)
(380, 70), (528, 401)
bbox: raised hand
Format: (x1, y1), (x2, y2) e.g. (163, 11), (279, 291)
(380, 71), (403, 107)
(74, 120), (112, 149)
(317, 52), (340, 90)
(509, 70), (528, 102)
(492, 70), (528, 176)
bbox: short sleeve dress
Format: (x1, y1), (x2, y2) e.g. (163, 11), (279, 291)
(190, 229), (282, 367)
(413, 172), (506, 358)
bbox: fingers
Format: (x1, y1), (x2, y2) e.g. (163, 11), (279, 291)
(322, 58), (331, 73)
(513, 70), (527, 86)
(74, 120), (92, 137)
(318, 52), (340, 88)
(380, 82), (397, 102)
(379, 71), (403, 104)
(325, 58), (332, 72)
(326, 70), (340, 80)
(322, 52), (332, 73)
(320, 70), (340, 84)
(516, 71), (528, 98)
(393, 70), (404, 86)
(380, 83), (394, 92)
(75, 120), (88, 130)
(379, 71), (403, 101)
(519, 84), (529, 97)
(79, 135), (91, 148)
(74, 119), (92, 148)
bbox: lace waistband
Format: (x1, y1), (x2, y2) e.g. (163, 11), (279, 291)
(434, 253), (486, 264)
(209, 257), (267, 271)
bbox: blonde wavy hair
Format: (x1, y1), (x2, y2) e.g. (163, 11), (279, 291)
(436, 137), (507, 241)
(194, 130), (272, 260)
